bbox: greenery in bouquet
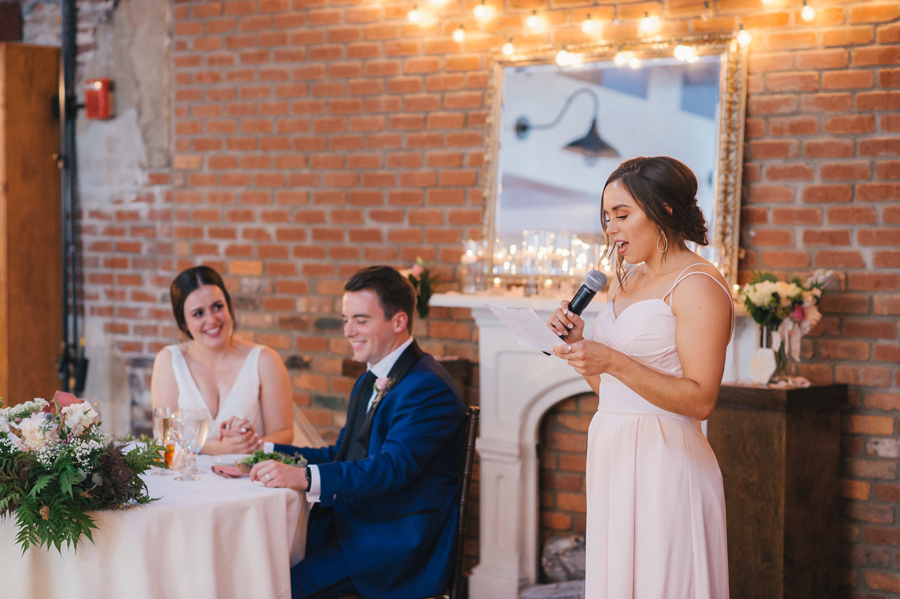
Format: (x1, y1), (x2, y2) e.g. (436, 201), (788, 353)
(402, 257), (439, 319)
(738, 269), (834, 372)
(0, 398), (163, 552)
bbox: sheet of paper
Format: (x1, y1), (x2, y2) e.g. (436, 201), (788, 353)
(486, 304), (570, 355)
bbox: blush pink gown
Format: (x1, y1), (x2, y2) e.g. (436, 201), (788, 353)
(586, 265), (731, 598)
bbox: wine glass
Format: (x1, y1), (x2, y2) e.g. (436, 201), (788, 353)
(172, 408), (210, 482)
(150, 407), (173, 475)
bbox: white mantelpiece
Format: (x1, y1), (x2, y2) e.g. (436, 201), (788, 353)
(430, 292), (756, 599)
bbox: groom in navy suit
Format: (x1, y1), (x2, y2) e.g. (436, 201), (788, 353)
(250, 265), (466, 599)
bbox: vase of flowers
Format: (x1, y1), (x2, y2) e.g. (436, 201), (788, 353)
(0, 397), (162, 551)
(739, 269), (834, 383)
(402, 258), (439, 319)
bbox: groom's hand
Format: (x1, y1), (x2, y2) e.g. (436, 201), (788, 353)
(250, 460), (308, 491)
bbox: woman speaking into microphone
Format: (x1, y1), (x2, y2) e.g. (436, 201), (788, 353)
(547, 156), (734, 599)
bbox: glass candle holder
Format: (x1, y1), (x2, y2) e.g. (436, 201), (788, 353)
(460, 239), (486, 294)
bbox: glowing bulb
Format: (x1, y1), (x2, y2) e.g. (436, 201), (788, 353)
(613, 50), (633, 67)
(429, 0), (448, 6)
(526, 10), (541, 29)
(453, 25), (465, 42)
(801, 1), (815, 21)
(674, 44), (690, 61)
(581, 14), (596, 34)
(502, 39), (515, 55)
(473, 1), (491, 20)
(639, 12), (660, 34)
(701, 1), (713, 21)
(407, 5), (420, 23)
(555, 50), (571, 66)
(629, 56), (642, 69)
(737, 26), (752, 46)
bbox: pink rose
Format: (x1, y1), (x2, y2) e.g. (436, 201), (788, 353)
(792, 305), (806, 322)
(410, 263), (424, 277)
(375, 377), (390, 393)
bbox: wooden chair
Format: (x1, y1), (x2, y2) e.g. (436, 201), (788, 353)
(342, 405), (480, 599)
(443, 405), (480, 599)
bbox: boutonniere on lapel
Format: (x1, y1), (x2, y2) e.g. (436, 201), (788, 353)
(372, 377), (395, 408)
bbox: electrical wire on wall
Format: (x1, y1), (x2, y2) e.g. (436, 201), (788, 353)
(57, 0), (88, 394)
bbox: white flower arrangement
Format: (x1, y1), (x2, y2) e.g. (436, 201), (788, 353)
(739, 269), (835, 372)
(0, 397), (161, 551)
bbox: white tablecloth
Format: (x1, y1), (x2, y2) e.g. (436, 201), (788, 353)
(0, 455), (308, 599)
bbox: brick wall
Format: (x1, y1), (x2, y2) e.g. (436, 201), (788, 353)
(56, 0), (900, 594)
(537, 393), (595, 580)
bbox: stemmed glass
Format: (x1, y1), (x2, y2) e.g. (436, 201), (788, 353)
(171, 408), (210, 482)
(150, 407), (173, 475)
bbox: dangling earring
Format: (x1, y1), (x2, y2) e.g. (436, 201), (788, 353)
(657, 230), (668, 253)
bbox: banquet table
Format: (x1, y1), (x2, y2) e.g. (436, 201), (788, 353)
(0, 454), (309, 599)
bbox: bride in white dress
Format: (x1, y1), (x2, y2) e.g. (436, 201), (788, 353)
(548, 157), (733, 598)
(151, 266), (294, 454)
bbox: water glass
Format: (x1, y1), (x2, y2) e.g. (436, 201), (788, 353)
(172, 408), (210, 482)
(150, 407), (173, 475)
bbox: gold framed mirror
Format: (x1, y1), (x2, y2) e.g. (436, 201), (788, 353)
(481, 32), (749, 291)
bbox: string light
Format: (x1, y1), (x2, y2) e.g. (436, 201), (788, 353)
(473, 0), (491, 21)
(429, 0), (448, 6)
(613, 49), (633, 67)
(555, 49), (572, 65)
(800, 0), (816, 21)
(453, 24), (466, 42)
(674, 44), (697, 62)
(407, 4), (420, 23)
(701, 1), (713, 22)
(639, 11), (661, 34)
(526, 10), (541, 29)
(502, 38), (515, 56)
(737, 23), (752, 46)
(581, 13), (597, 34)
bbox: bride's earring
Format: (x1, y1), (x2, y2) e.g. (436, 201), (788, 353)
(657, 230), (668, 253)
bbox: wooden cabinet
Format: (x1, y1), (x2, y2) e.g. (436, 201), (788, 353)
(0, 43), (63, 406)
(707, 384), (846, 599)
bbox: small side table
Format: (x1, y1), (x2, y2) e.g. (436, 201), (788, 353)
(707, 384), (847, 599)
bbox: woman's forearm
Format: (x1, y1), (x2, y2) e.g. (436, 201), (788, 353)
(605, 351), (719, 420)
(261, 427), (293, 445)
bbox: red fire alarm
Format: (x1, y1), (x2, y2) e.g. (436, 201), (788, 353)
(84, 78), (113, 119)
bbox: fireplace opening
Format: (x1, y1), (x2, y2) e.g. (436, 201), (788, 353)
(536, 391), (597, 583)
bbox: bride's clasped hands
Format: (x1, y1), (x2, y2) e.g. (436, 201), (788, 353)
(216, 416), (262, 453)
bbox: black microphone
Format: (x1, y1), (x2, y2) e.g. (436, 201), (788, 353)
(568, 269), (608, 316)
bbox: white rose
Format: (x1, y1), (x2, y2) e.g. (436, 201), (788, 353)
(18, 414), (58, 451)
(61, 402), (98, 437)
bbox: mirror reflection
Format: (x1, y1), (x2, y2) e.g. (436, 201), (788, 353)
(484, 35), (748, 289)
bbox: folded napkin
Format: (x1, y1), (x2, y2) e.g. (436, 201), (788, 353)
(211, 465), (249, 479)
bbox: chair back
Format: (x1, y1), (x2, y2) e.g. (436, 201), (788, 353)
(449, 406), (479, 599)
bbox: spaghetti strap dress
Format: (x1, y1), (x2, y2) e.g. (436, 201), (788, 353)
(165, 344), (266, 437)
(585, 264), (732, 599)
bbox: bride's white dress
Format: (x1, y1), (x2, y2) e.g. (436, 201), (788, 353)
(585, 265), (731, 598)
(166, 344), (265, 436)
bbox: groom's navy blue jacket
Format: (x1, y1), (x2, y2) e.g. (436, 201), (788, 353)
(276, 342), (466, 599)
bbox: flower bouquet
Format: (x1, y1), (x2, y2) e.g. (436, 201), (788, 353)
(0, 398), (162, 552)
(739, 269), (834, 383)
(402, 258), (439, 319)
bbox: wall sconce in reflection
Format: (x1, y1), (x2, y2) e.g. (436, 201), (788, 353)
(514, 87), (620, 165)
